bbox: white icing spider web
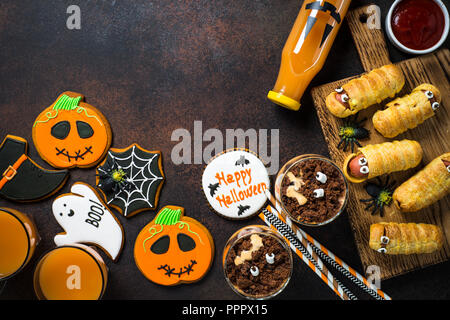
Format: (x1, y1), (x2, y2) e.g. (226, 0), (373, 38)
(99, 146), (164, 216)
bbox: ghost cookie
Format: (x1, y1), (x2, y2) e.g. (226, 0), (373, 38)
(202, 149), (270, 219)
(52, 182), (124, 261)
(134, 205), (214, 286)
(96, 143), (165, 218)
(0, 135), (69, 202)
(32, 91), (112, 169)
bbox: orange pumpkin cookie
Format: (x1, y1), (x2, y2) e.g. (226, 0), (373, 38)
(134, 205), (214, 286)
(32, 91), (112, 169)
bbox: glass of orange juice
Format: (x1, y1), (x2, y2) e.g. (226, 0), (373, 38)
(33, 244), (108, 300)
(0, 207), (40, 280)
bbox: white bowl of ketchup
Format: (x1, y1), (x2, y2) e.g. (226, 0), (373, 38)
(386, 0), (449, 54)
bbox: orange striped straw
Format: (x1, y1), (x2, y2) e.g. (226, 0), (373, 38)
(265, 189), (392, 300)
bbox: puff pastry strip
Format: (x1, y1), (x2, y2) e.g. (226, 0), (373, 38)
(373, 84), (442, 138)
(369, 222), (443, 255)
(393, 153), (450, 212)
(343, 140), (423, 183)
(326, 64), (405, 118)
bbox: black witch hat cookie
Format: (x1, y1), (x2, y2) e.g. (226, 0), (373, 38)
(96, 143), (165, 218)
(0, 135), (69, 202)
(202, 149), (270, 219)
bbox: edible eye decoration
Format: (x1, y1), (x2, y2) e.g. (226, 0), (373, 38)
(265, 253), (275, 264)
(447, 165), (450, 173)
(315, 172), (327, 184)
(313, 188), (324, 198)
(377, 248), (387, 254)
(335, 87), (344, 93)
(360, 166), (369, 174)
(425, 90), (434, 99)
(380, 236), (390, 245)
(432, 102), (439, 111)
(250, 266), (259, 277)
(358, 157), (368, 166)
(341, 93), (349, 102)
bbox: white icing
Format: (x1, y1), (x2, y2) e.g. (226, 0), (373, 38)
(358, 157), (368, 166)
(315, 172), (327, 184)
(265, 253), (275, 264)
(313, 188), (324, 198)
(360, 166), (369, 174)
(202, 150), (270, 219)
(52, 182), (124, 260)
(250, 266), (259, 277)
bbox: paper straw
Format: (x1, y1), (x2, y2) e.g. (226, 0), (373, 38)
(259, 207), (352, 300)
(265, 189), (391, 300)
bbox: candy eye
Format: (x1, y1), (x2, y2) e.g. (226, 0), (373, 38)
(341, 93), (349, 102)
(315, 172), (327, 184)
(313, 188), (324, 198)
(425, 90), (434, 99)
(250, 266), (259, 277)
(380, 236), (389, 244)
(447, 165), (450, 173)
(377, 248), (387, 254)
(432, 102), (439, 111)
(265, 253), (275, 264)
(335, 87), (344, 93)
(358, 157), (368, 166)
(360, 166), (369, 174)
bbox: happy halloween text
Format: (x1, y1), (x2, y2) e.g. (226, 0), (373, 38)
(214, 169), (267, 208)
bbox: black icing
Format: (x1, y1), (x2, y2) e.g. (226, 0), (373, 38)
(177, 233), (196, 252)
(0, 136), (68, 202)
(76, 121), (94, 139)
(150, 235), (170, 254)
(237, 204), (250, 216)
(51, 121), (71, 140)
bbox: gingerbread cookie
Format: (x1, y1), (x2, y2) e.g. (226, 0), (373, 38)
(32, 91), (112, 169)
(0, 135), (69, 202)
(202, 149), (270, 219)
(134, 205), (214, 286)
(52, 182), (124, 261)
(96, 143), (165, 218)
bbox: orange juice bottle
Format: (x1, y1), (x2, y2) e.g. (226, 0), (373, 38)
(0, 208), (39, 280)
(268, 0), (352, 111)
(33, 244), (108, 300)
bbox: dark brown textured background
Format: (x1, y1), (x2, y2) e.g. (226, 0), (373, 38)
(0, 0), (449, 300)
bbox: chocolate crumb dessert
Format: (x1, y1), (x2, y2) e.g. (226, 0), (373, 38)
(225, 233), (292, 298)
(281, 158), (347, 225)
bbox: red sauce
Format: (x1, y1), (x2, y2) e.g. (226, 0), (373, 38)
(391, 0), (445, 50)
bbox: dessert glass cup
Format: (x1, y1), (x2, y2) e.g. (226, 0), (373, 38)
(0, 207), (40, 281)
(33, 244), (108, 300)
(275, 154), (349, 227)
(385, 0), (449, 55)
(222, 225), (293, 300)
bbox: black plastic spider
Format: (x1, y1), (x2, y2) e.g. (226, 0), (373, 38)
(360, 176), (396, 217)
(97, 158), (131, 195)
(337, 115), (370, 153)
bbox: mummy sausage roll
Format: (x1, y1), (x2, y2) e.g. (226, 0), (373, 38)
(342, 140), (423, 183)
(372, 84), (442, 138)
(369, 222), (443, 255)
(393, 153), (450, 212)
(326, 64), (405, 118)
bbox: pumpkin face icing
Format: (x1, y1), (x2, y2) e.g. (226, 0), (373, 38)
(134, 206), (214, 286)
(32, 92), (112, 169)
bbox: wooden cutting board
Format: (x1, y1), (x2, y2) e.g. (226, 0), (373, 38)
(311, 4), (450, 280)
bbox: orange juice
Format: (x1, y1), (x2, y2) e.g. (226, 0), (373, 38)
(33, 245), (107, 300)
(268, 0), (352, 111)
(0, 208), (39, 280)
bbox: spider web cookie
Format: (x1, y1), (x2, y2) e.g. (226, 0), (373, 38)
(96, 143), (165, 218)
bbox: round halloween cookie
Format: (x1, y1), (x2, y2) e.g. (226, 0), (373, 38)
(96, 144), (165, 218)
(202, 149), (270, 219)
(134, 205), (214, 286)
(32, 91), (112, 169)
